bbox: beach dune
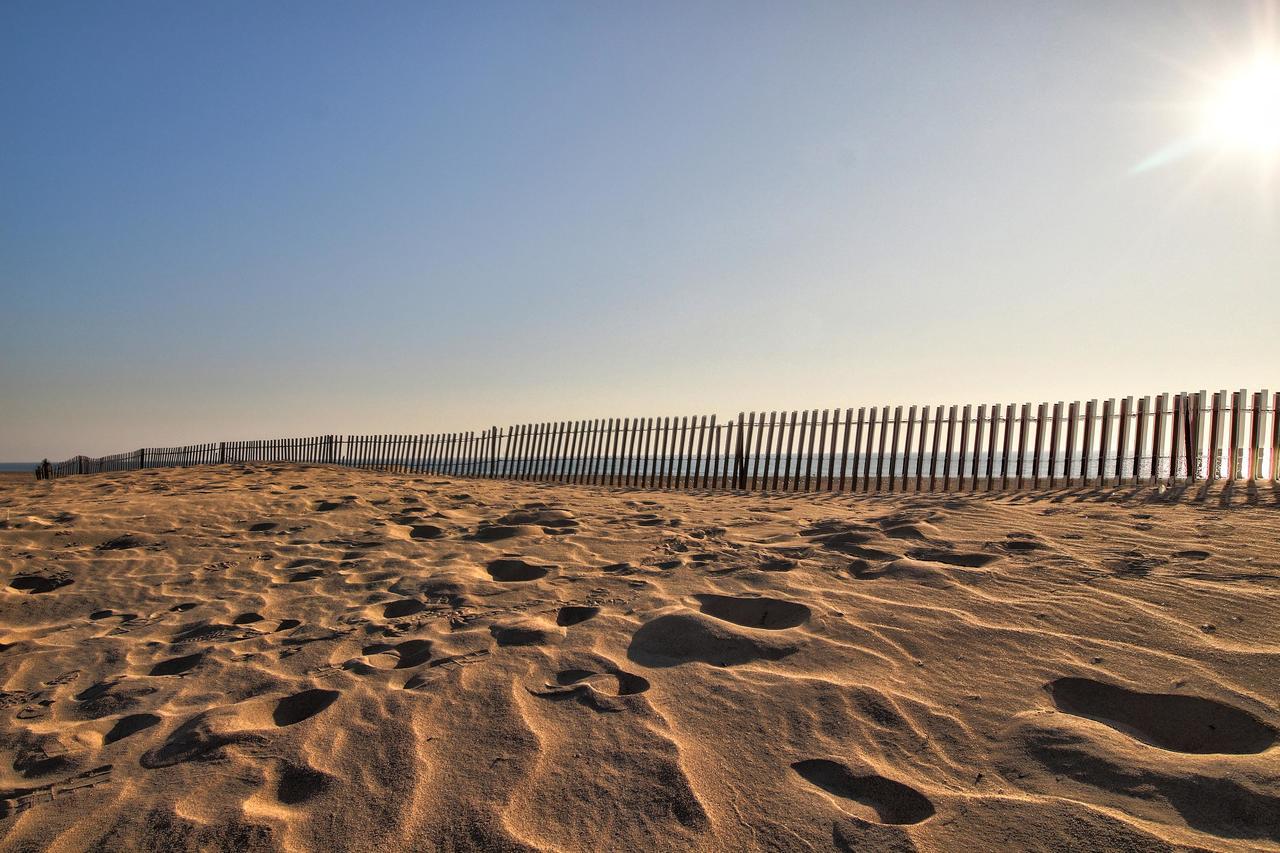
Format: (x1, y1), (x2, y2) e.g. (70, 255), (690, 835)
(1, 465), (1277, 851)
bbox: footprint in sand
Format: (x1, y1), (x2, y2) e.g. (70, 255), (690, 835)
(273, 689), (340, 726)
(791, 759), (935, 825)
(905, 548), (1000, 568)
(627, 610), (806, 668)
(556, 605), (600, 627)
(693, 594), (811, 630)
(529, 666), (652, 712)
(468, 523), (542, 542)
(148, 652), (204, 677)
(382, 599), (425, 618)
(103, 713), (161, 744)
(276, 762), (333, 805)
(486, 558), (551, 582)
(360, 639), (434, 670)
(402, 649), (490, 689)
(0, 764), (114, 820)
(9, 574), (73, 594)
(1045, 677), (1277, 754)
(408, 524), (445, 540)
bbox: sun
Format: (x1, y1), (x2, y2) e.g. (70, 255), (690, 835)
(1203, 55), (1280, 151)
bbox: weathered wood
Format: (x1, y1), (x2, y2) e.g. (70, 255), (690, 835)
(758, 412), (776, 490)
(901, 406), (917, 492)
(862, 407), (877, 493)
(751, 412), (766, 490)
(1227, 390), (1242, 480)
(720, 418), (735, 489)
(1169, 395), (1184, 480)
(873, 406), (889, 491)
(972, 405), (987, 491)
(937, 405), (954, 491)
(1080, 401), (1096, 485)
(1150, 395), (1166, 483)
(914, 406), (930, 493)
(1250, 391), (1266, 479)
(1013, 403), (1028, 488)
(781, 411), (798, 491)
(671, 416), (687, 490)
(1271, 391), (1280, 481)
(825, 406), (840, 491)
(1207, 391), (1223, 482)
(827, 408), (846, 492)
(954, 405), (969, 492)
(805, 409), (821, 492)
(929, 406), (944, 492)
(886, 407), (902, 491)
(701, 414), (717, 489)
(790, 410), (807, 491)
(1030, 403), (1045, 488)
(1115, 397), (1131, 483)
(1132, 397), (1148, 483)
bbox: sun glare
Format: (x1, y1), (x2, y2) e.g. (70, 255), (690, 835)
(1203, 55), (1280, 150)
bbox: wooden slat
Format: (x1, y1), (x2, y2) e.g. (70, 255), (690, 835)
(887, 407), (902, 491)
(914, 406), (930, 492)
(862, 407), (877, 492)
(1271, 391), (1280, 480)
(805, 409), (821, 491)
(1030, 403), (1045, 488)
(700, 415), (717, 489)
(1192, 391), (1207, 480)
(942, 405), (956, 491)
(1207, 391), (1223, 482)
(729, 412), (744, 488)
(601, 417), (617, 485)
(686, 415), (703, 489)
(790, 410), (807, 491)
(655, 417), (671, 488)
(1115, 397), (1131, 483)
(1133, 397), (1148, 483)
(956, 405), (971, 492)
(1079, 402), (1094, 485)
(721, 418), (735, 489)
(673, 416), (689, 489)
(833, 408), (850, 492)
(1151, 395), (1166, 483)
(1015, 403), (1029, 489)
(1227, 390), (1242, 480)
(874, 406), (889, 491)
(1170, 395), (1184, 480)
(644, 417), (659, 488)
(995, 404), (1011, 489)
(750, 412), (766, 490)
(825, 406), (839, 491)
(1250, 390), (1266, 479)
(971, 405), (986, 491)
(780, 411), (797, 491)
(929, 405), (944, 492)
(759, 412), (776, 490)
(902, 406), (917, 492)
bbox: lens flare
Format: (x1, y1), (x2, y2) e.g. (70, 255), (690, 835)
(1204, 56), (1280, 150)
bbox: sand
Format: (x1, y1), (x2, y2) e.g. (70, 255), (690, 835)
(1, 465), (1278, 852)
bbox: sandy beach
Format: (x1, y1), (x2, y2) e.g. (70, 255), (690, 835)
(1, 465), (1277, 851)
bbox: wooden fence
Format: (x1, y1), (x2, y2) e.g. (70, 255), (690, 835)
(34, 388), (1280, 493)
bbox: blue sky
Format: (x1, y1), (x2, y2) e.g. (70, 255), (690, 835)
(2, 1), (1277, 460)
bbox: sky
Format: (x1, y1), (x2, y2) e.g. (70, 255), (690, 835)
(2, 1), (1278, 461)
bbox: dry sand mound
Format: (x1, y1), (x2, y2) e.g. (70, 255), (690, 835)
(0, 465), (1278, 851)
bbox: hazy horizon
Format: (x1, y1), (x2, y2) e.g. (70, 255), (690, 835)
(4, 2), (1278, 461)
